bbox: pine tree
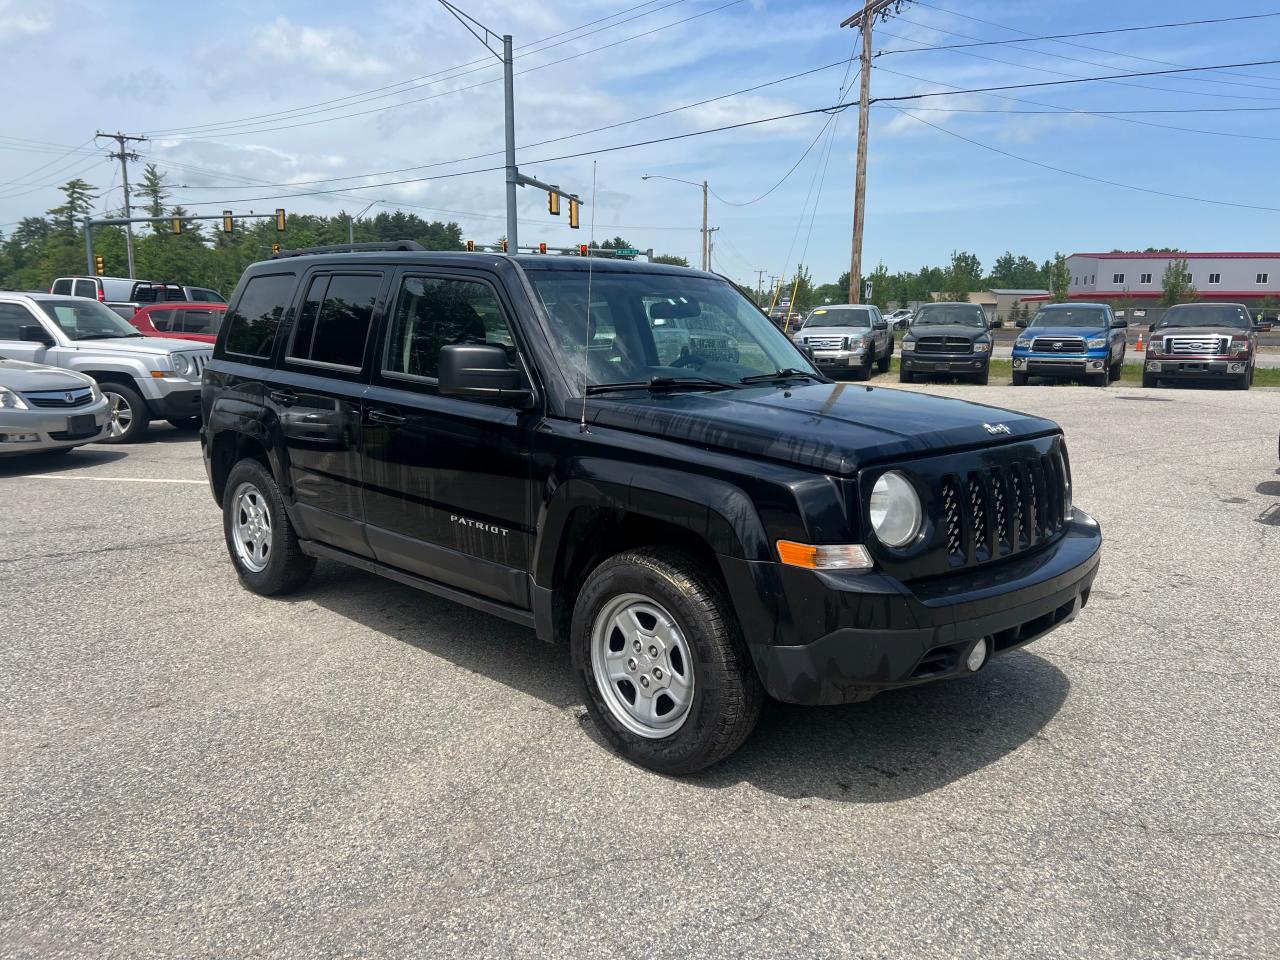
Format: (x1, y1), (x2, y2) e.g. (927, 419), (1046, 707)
(46, 179), (98, 234)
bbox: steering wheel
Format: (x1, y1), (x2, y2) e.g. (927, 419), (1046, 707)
(669, 345), (707, 369)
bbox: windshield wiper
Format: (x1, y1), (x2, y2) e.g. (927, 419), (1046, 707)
(739, 367), (821, 384)
(75, 333), (141, 340)
(585, 375), (741, 396)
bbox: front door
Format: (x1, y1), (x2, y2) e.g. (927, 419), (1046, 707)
(266, 269), (386, 558)
(0, 302), (62, 366)
(361, 269), (538, 609)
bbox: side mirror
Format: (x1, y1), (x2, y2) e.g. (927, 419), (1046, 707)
(1148, 323), (1156, 333)
(873, 320), (888, 331)
(438, 343), (532, 406)
(1015, 319), (1027, 328)
(1112, 318), (1129, 328)
(19, 325), (54, 345)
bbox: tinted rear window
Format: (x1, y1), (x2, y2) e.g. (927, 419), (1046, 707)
(223, 274), (295, 358)
(286, 273), (380, 368)
(51, 279), (73, 295)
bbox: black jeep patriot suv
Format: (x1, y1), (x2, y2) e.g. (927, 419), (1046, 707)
(202, 242), (1102, 773)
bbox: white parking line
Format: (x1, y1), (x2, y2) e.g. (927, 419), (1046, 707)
(14, 475), (207, 485)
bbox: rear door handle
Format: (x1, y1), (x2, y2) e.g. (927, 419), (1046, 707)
(368, 407), (407, 425)
(269, 390), (298, 406)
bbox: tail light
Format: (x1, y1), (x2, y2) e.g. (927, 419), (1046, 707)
(97, 285), (105, 302)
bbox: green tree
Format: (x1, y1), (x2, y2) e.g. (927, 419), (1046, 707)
(1160, 257), (1196, 306)
(652, 254), (688, 267)
(46, 179), (97, 234)
(867, 263), (891, 310)
(137, 164), (169, 232)
(942, 250), (982, 301)
(1049, 253), (1070, 303)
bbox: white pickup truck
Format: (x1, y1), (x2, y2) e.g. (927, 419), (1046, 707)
(0, 292), (211, 442)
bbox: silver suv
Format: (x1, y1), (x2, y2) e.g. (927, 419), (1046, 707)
(0, 293), (212, 442)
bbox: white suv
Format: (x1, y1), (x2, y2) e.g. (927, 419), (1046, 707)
(0, 293), (212, 442)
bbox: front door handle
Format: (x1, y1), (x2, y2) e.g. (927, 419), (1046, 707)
(368, 407), (407, 425)
(269, 390), (298, 406)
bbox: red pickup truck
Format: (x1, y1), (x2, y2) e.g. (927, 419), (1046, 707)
(1143, 303), (1259, 390)
(126, 302), (227, 345)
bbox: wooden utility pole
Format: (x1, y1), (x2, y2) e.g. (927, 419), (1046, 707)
(841, 1), (910, 304)
(96, 131), (147, 279)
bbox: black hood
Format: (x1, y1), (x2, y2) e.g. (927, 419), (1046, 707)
(908, 324), (989, 340)
(583, 382), (1057, 474)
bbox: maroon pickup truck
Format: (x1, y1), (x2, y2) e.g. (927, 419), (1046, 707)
(1143, 303), (1259, 390)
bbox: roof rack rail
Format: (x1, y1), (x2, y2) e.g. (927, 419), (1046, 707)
(270, 240), (425, 259)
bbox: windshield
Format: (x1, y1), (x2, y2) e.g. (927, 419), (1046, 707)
(36, 298), (142, 340)
(1156, 304), (1252, 330)
(801, 306), (871, 329)
(913, 304), (985, 328)
(1030, 306), (1108, 329)
(529, 270), (816, 390)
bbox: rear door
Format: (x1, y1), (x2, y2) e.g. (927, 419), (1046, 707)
(361, 268), (538, 608)
(266, 268), (387, 557)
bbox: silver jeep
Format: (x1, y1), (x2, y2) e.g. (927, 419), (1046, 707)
(0, 293), (212, 442)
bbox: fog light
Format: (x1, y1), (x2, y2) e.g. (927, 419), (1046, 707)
(1147, 361), (1161, 372)
(966, 638), (989, 672)
(1089, 360), (1104, 370)
(1013, 357), (1025, 369)
(0, 433), (39, 443)
(1229, 363), (1244, 373)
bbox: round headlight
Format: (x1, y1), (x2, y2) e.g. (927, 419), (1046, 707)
(171, 353), (190, 376)
(869, 471), (922, 548)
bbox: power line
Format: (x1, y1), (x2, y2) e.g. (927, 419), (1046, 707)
(911, 0), (1280, 88)
(150, 0), (746, 142)
(873, 57), (1280, 105)
(872, 64), (1280, 142)
(173, 58), (854, 192)
(876, 10), (1280, 55)
(877, 19), (1280, 103)
(883, 104), (1280, 214)
(142, 0), (683, 137)
(0, 137), (96, 192)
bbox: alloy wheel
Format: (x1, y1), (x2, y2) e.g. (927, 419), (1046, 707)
(230, 481), (273, 573)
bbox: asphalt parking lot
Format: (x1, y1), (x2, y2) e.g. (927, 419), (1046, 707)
(2, 382), (1277, 959)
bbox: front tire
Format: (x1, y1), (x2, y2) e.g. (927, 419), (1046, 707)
(1011, 370), (1028, 386)
(899, 368), (914, 384)
(571, 547), (762, 775)
(973, 366), (990, 385)
(222, 459), (315, 596)
(98, 382), (150, 444)
(1109, 354), (1124, 382)
(1142, 371), (1158, 388)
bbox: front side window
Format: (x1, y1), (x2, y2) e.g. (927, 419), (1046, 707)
(223, 273), (295, 358)
(36, 298), (141, 340)
(73, 279), (96, 299)
(529, 270), (813, 389)
(287, 273), (381, 369)
(148, 309), (177, 331)
(175, 309), (225, 335)
(384, 276), (515, 381)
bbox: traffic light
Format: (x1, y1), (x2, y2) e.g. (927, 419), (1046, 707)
(568, 197), (580, 230)
(222, 210), (233, 234)
(275, 208), (286, 232)
(538, 242), (547, 254)
(466, 239), (476, 252)
(548, 189), (560, 216)
(271, 243), (281, 255)
(170, 217), (183, 235)
(93, 255), (105, 276)
(501, 239), (508, 252)
(579, 244), (589, 257)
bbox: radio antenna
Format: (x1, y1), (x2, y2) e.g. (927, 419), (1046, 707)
(579, 161), (598, 433)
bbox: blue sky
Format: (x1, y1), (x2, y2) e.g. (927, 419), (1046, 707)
(2, 0), (1279, 287)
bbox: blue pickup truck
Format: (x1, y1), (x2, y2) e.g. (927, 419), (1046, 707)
(1011, 303), (1128, 387)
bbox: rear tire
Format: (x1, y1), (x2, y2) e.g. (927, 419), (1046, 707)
(876, 344), (891, 373)
(222, 459), (315, 596)
(1011, 371), (1028, 386)
(571, 547), (763, 775)
(98, 382), (150, 444)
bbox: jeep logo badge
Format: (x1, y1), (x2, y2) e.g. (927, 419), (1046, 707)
(982, 423), (1011, 435)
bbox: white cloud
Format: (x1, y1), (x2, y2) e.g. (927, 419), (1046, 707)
(250, 16), (393, 81)
(0, 0), (53, 45)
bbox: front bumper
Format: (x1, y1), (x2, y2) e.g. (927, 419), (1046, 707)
(808, 349), (866, 369)
(145, 382), (203, 420)
(1012, 351), (1109, 377)
(902, 351), (988, 374)
(722, 511), (1102, 705)
(1145, 357), (1248, 380)
(0, 398), (110, 455)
